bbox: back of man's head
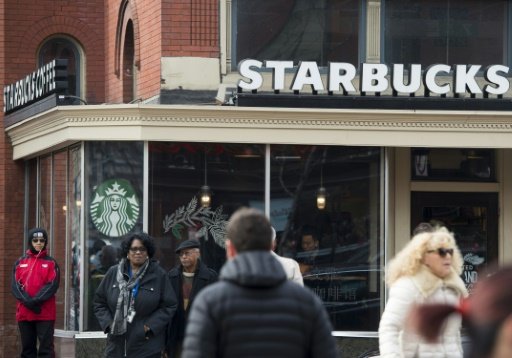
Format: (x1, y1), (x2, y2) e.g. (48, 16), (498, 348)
(226, 207), (272, 252)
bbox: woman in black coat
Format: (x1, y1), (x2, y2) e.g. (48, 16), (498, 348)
(94, 233), (177, 357)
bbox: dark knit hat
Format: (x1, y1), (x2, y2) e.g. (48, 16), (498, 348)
(175, 239), (200, 254)
(28, 227), (48, 252)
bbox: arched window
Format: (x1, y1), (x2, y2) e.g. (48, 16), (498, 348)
(39, 37), (82, 98)
(123, 20), (135, 103)
(116, 0), (137, 103)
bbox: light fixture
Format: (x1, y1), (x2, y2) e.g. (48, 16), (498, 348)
(316, 163), (326, 210)
(200, 152), (212, 207)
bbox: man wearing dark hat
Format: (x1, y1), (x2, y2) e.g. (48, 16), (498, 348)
(11, 227), (60, 358)
(166, 239), (217, 357)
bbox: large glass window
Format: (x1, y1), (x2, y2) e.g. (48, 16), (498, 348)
(233, 0), (361, 68)
(84, 142), (144, 331)
(384, 0), (507, 66)
(67, 146), (82, 331)
(149, 143), (266, 273)
(28, 141), (383, 333)
(25, 146), (82, 331)
(270, 145), (382, 331)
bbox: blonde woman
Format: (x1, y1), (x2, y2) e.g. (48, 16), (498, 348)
(378, 227), (468, 357)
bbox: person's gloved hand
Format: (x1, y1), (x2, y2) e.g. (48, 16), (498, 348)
(31, 305), (42, 314)
(24, 300), (41, 314)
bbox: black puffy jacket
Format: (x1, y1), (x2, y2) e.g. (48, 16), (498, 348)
(181, 251), (338, 358)
(94, 259), (177, 357)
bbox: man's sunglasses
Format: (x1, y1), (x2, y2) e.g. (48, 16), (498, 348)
(427, 248), (454, 257)
(32, 238), (46, 243)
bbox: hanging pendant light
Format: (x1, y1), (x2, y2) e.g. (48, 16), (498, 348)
(317, 187), (326, 210)
(316, 164), (326, 210)
(200, 185), (211, 207)
(200, 152), (211, 207)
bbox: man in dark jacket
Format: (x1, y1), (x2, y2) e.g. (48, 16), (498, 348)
(166, 239), (217, 358)
(181, 208), (338, 358)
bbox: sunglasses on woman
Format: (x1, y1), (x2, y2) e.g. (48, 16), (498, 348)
(427, 248), (454, 257)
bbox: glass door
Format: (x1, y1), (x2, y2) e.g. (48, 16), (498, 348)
(411, 192), (498, 293)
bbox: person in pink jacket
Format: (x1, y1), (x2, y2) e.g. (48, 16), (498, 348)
(11, 228), (60, 358)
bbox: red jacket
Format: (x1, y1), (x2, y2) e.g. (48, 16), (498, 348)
(11, 249), (60, 321)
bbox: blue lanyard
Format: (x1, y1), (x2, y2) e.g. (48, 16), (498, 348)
(128, 266), (141, 299)
(132, 282), (140, 299)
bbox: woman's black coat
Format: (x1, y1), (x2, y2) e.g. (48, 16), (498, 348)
(94, 259), (177, 357)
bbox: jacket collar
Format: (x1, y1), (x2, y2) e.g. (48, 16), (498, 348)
(25, 249), (47, 258)
(412, 264), (468, 298)
(220, 251), (287, 288)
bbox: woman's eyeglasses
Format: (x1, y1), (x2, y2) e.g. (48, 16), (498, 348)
(427, 248), (454, 257)
(32, 238), (46, 243)
(129, 247), (147, 253)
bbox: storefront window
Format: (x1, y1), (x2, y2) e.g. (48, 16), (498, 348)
(233, 0), (360, 67)
(384, 0), (507, 67)
(84, 142), (144, 331)
(27, 141), (384, 333)
(25, 146), (82, 331)
(270, 145), (382, 331)
(149, 142), (265, 272)
(52, 150), (68, 330)
(68, 146), (82, 331)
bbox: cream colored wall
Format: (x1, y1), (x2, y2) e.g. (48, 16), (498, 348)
(161, 57), (221, 91)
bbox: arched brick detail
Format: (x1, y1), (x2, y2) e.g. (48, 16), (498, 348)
(16, 16), (105, 103)
(19, 17), (100, 58)
(129, 0), (142, 69)
(115, 0), (141, 76)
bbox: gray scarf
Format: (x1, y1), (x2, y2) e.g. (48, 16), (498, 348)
(110, 258), (149, 336)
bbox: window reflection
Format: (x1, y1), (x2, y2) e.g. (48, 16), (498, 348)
(84, 142), (144, 331)
(270, 145), (382, 331)
(149, 143), (265, 273)
(234, 0), (360, 67)
(384, 0), (506, 67)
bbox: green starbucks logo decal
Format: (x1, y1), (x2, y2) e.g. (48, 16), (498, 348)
(90, 179), (140, 237)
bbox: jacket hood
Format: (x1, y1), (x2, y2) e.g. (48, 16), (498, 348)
(220, 251), (287, 288)
(27, 227), (48, 253)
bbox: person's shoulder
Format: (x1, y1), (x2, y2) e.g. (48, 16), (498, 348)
(276, 255), (300, 266)
(194, 280), (225, 299)
(42, 255), (59, 264)
(13, 255), (29, 268)
(150, 261), (169, 276)
(198, 262), (218, 278)
(168, 266), (180, 276)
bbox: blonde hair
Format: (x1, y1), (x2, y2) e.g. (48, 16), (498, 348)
(386, 226), (464, 286)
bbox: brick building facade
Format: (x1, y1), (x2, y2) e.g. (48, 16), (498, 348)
(3, 1), (512, 357)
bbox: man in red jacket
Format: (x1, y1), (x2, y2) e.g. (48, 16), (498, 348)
(11, 228), (60, 358)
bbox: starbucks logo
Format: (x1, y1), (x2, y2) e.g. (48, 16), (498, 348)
(90, 179), (140, 237)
